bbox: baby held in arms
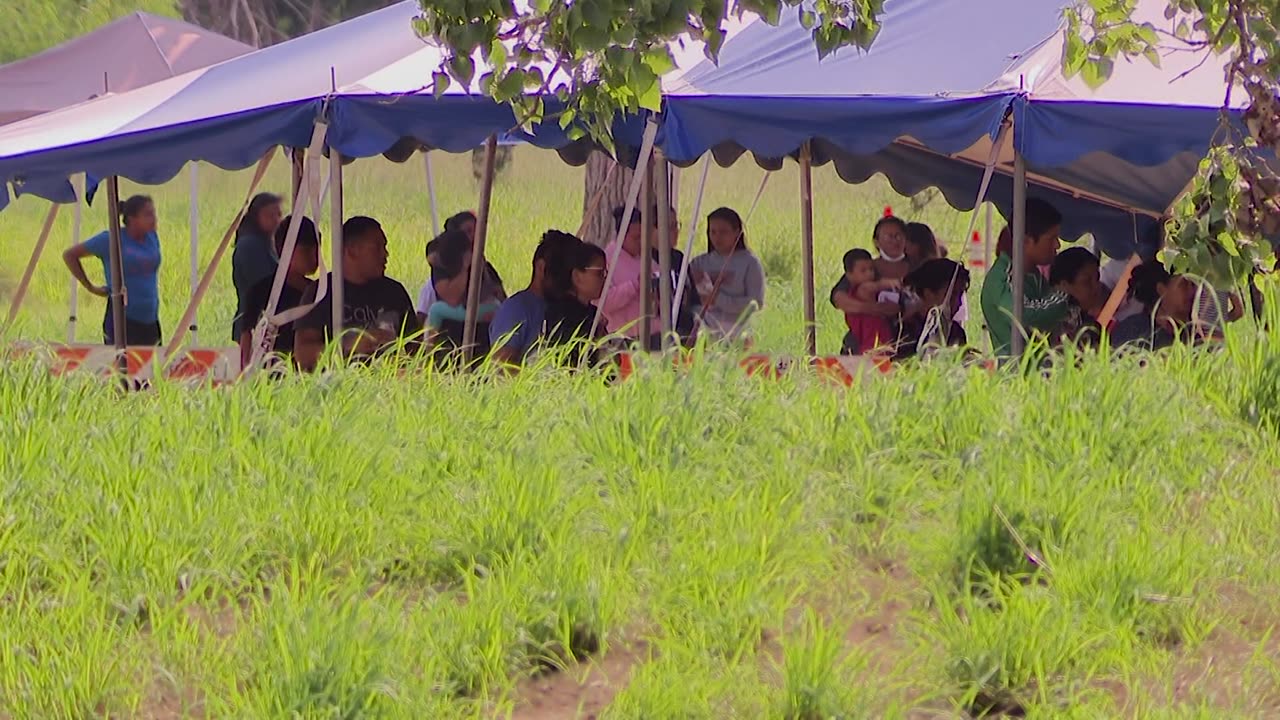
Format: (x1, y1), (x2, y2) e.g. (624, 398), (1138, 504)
(842, 249), (903, 355)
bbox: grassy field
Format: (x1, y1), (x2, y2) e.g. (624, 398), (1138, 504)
(3, 151), (1280, 718)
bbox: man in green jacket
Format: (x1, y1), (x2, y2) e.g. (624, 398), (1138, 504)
(980, 198), (1070, 355)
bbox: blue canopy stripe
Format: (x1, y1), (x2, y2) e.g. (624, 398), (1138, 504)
(659, 94), (1017, 166)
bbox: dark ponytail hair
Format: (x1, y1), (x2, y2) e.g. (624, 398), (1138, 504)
(445, 210), (478, 233)
(905, 258), (969, 297)
(1128, 261), (1172, 311)
(548, 235), (601, 300)
(119, 195), (152, 226)
(706, 206), (746, 253)
(904, 222), (938, 259)
(238, 192), (282, 240)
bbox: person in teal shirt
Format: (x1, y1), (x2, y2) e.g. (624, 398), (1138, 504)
(980, 198), (1070, 355)
(63, 194), (164, 345)
(424, 230), (498, 357)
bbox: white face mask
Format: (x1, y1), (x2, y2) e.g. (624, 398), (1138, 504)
(879, 252), (906, 263)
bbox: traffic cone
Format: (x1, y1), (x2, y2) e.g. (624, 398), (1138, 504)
(968, 231), (985, 269)
(883, 206), (894, 218)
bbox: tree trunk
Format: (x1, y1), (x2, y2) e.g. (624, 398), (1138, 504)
(580, 151), (681, 246)
(581, 151), (635, 246)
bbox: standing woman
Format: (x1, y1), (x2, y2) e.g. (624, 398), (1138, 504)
(231, 193), (284, 339)
(689, 207), (766, 343)
(63, 195), (164, 345)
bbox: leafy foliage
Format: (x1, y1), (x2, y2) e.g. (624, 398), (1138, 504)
(1065, 0), (1280, 285)
(413, 0), (887, 145)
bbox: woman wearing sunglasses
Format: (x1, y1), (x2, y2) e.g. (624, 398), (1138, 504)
(544, 238), (612, 366)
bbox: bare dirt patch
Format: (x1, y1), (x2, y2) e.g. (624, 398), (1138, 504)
(509, 642), (646, 720)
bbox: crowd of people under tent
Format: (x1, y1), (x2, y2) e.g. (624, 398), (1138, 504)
(59, 190), (1266, 374)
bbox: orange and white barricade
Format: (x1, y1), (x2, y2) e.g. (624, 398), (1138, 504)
(9, 343), (240, 384)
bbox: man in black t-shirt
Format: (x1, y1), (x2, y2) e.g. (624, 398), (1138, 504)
(238, 215), (320, 369)
(294, 216), (420, 370)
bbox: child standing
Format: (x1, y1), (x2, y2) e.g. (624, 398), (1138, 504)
(841, 249), (902, 355)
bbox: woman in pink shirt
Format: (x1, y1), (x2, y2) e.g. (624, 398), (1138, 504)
(600, 206), (656, 340)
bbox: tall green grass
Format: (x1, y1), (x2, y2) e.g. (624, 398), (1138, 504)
(0, 316), (1278, 715)
(4, 150), (1280, 717)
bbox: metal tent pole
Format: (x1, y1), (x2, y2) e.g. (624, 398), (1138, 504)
(188, 162), (200, 345)
(330, 151), (345, 339)
(656, 151), (673, 347)
(68, 174), (85, 343)
(1011, 152), (1027, 357)
(105, 177), (128, 371)
(639, 158), (654, 345)
(799, 142), (817, 356)
(291, 149), (305, 211)
(424, 151), (440, 236)
(984, 203), (993, 272)
(462, 135), (498, 362)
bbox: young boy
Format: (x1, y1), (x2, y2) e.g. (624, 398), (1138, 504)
(238, 215), (320, 369)
(980, 198), (1071, 355)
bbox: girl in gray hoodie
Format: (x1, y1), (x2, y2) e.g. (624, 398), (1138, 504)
(690, 207), (766, 343)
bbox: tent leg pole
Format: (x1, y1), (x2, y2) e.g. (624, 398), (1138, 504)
(800, 142), (817, 357)
(984, 203), (993, 273)
(330, 151), (345, 341)
(463, 135), (498, 363)
(656, 151), (673, 347)
(6, 203), (60, 330)
(640, 156), (654, 346)
(1011, 152), (1027, 358)
(424, 151), (440, 236)
(189, 162), (200, 345)
(291, 149), (305, 211)
(68, 175), (84, 344)
(105, 177), (128, 376)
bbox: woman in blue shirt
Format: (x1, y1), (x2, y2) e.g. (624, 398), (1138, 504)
(63, 195), (164, 345)
(231, 192), (284, 339)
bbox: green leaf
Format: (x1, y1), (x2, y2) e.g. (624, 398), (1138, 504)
(1080, 57), (1114, 89)
(1136, 22), (1159, 46)
(576, 25), (609, 51)
(494, 68), (526, 101)
(798, 8), (816, 30)
(523, 67), (546, 90)
(432, 71), (452, 98)
(583, 0), (611, 29)
(1064, 31), (1086, 75)
(487, 37), (508, 69)
(636, 73), (662, 111)
(641, 46), (676, 77)
(850, 20), (880, 51)
(449, 54), (476, 85)
(1143, 47), (1162, 68)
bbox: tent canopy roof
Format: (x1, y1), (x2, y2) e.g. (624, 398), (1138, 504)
(0, 1), (663, 201)
(0, 12), (252, 126)
(658, 0), (1242, 256)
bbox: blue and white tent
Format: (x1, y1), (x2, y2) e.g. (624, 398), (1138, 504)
(660, 0), (1242, 258)
(0, 0), (666, 206)
(0, 2), (428, 200)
